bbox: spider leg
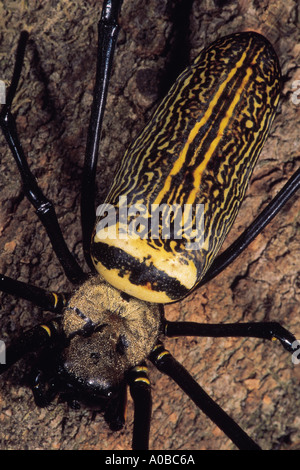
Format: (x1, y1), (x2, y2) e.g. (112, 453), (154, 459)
(164, 321), (296, 353)
(104, 380), (127, 432)
(0, 274), (68, 313)
(31, 369), (62, 408)
(199, 167), (300, 287)
(128, 363), (152, 450)
(150, 342), (261, 450)
(81, 0), (124, 269)
(0, 32), (86, 285)
(0, 319), (61, 375)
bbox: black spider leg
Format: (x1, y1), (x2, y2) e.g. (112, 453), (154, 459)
(161, 319), (297, 449)
(81, 0), (123, 269)
(0, 274), (68, 313)
(164, 321), (296, 353)
(30, 332), (71, 409)
(104, 380), (127, 432)
(0, 279), (67, 381)
(150, 342), (261, 450)
(199, 167), (300, 288)
(0, 316), (66, 408)
(128, 363), (152, 450)
(0, 320), (62, 376)
(0, 31), (85, 285)
(161, 318), (297, 450)
(31, 367), (62, 408)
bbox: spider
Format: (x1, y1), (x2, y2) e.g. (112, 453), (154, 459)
(0, 2), (298, 447)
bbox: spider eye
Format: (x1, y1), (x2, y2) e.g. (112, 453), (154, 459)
(90, 351), (100, 363)
(116, 334), (129, 356)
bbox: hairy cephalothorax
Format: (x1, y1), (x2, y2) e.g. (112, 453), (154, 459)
(61, 275), (161, 393)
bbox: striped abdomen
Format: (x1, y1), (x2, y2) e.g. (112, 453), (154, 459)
(91, 32), (281, 303)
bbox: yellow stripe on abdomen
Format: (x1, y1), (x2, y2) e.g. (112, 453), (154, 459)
(91, 32), (281, 303)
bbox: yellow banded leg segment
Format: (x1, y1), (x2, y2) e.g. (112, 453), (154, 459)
(129, 364), (151, 387)
(40, 324), (52, 337)
(128, 363), (152, 450)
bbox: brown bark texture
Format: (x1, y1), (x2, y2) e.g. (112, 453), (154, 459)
(0, 0), (299, 451)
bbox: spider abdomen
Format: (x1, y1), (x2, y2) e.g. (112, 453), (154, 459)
(91, 32), (281, 303)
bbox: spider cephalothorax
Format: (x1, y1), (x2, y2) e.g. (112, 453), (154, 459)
(60, 276), (161, 395)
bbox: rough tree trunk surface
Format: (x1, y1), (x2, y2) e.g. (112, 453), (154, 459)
(0, 0), (299, 451)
